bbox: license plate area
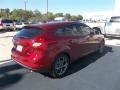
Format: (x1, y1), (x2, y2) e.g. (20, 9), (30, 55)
(16, 45), (23, 52)
(6, 25), (10, 26)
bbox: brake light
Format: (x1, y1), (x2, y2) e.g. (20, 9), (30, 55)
(39, 38), (45, 42)
(32, 42), (42, 47)
(28, 38), (57, 55)
(32, 38), (45, 47)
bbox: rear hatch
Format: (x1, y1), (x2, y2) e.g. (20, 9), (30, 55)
(1, 19), (14, 27)
(15, 22), (24, 28)
(13, 27), (43, 55)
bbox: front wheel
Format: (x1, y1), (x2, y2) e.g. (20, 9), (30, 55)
(50, 54), (70, 78)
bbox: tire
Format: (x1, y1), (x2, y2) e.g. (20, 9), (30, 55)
(97, 41), (105, 54)
(13, 27), (17, 31)
(93, 27), (101, 34)
(50, 54), (70, 78)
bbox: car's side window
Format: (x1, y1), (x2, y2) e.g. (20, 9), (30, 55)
(55, 25), (79, 36)
(64, 26), (74, 36)
(75, 24), (84, 36)
(55, 26), (74, 36)
(55, 28), (64, 36)
(77, 24), (92, 36)
(72, 25), (82, 36)
(64, 25), (80, 36)
(55, 24), (93, 37)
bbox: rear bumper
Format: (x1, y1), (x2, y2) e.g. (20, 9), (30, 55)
(0, 26), (15, 30)
(15, 26), (23, 29)
(13, 58), (33, 70)
(11, 51), (51, 71)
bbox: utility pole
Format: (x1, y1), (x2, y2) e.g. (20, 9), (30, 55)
(47, 0), (48, 21)
(24, 1), (27, 20)
(25, 1), (26, 11)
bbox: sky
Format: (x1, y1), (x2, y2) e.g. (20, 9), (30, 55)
(0, 0), (115, 15)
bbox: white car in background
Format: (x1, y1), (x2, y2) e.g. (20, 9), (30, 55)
(0, 19), (15, 31)
(105, 16), (120, 37)
(15, 22), (29, 30)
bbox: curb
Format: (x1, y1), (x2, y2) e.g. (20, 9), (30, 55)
(0, 59), (12, 64)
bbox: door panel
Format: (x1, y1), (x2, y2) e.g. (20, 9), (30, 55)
(76, 23), (99, 56)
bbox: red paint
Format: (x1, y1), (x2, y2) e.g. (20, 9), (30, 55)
(11, 21), (104, 71)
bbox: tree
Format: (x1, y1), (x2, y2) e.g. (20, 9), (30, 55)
(10, 9), (33, 20)
(70, 15), (78, 21)
(24, 10), (34, 20)
(42, 12), (54, 21)
(10, 9), (25, 20)
(33, 9), (42, 20)
(69, 15), (83, 21)
(0, 9), (4, 12)
(5, 8), (10, 18)
(0, 8), (10, 18)
(77, 15), (83, 20)
(65, 13), (71, 21)
(0, 8), (83, 21)
(47, 12), (54, 21)
(55, 13), (63, 17)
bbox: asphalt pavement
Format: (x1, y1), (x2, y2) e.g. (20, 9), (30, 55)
(0, 45), (120, 90)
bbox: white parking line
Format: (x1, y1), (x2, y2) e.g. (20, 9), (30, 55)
(0, 31), (18, 38)
(0, 60), (13, 65)
(105, 38), (120, 46)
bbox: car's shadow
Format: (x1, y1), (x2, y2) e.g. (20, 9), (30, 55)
(65, 46), (113, 77)
(42, 46), (113, 78)
(0, 73), (23, 89)
(0, 63), (23, 89)
(0, 63), (22, 74)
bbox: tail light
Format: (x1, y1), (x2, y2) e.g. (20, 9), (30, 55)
(28, 37), (57, 55)
(32, 38), (45, 47)
(26, 38), (46, 55)
(32, 37), (57, 47)
(32, 42), (42, 47)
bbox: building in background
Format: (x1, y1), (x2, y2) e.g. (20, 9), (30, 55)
(83, 11), (113, 22)
(54, 17), (66, 21)
(83, 0), (120, 22)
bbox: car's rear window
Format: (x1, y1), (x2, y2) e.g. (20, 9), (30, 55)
(16, 27), (43, 39)
(16, 22), (22, 25)
(110, 17), (120, 22)
(24, 22), (29, 24)
(2, 19), (13, 23)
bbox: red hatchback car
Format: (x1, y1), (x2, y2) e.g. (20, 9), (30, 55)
(11, 21), (105, 78)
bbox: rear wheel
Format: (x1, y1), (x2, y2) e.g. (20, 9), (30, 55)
(50, 54), (70, 78)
